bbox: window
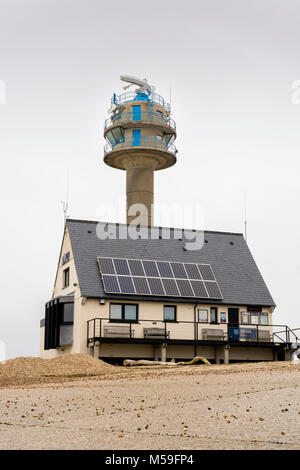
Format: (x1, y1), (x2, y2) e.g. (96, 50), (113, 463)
(63, 268), (70, 288)
(62, 303), (74, 324)
(220, 312), (226, 323)
(210, 307), (218, 324)
(242, 311), (269, 325)
(260, 313), (268, 325)
(62, 252), (70, 265)
(164, 305), (176, 322)
(241, 312), (249, 324)
(198, 309), (208, 323)
(109, 303), (138, 322)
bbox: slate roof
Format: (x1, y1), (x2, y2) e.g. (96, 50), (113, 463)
(67, 219), (275, 307)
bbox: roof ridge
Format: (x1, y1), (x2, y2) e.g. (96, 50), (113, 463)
(66, 218), (244, 237)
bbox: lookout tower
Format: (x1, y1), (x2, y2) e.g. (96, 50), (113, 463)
(103, 75), (177, 226)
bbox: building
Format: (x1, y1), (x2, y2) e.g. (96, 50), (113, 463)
(40, 77), (299, 363)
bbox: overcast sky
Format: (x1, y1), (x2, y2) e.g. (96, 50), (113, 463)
(0, 0), (299, 359)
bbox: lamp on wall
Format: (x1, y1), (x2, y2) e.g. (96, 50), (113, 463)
(81, 297), (87, 305)
(99, 299), (105, 305)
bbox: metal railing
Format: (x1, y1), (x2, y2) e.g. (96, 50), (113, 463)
(104, 137), (178, 156)
(111, 91), (170, 111)
(87, 317), (300, 347)
(104, 111), (176, 131)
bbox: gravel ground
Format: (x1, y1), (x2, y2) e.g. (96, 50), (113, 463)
(0, 362), (300, 450)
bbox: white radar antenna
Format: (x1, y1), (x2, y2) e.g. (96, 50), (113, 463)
(120, 75), (154, 95)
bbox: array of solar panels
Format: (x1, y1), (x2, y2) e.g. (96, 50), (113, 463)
(97, 257), (223, 299)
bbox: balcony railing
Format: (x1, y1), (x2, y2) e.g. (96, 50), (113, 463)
(87, 317), (300, 347)
(104, 137), (178, 156)
(104, 111), (176, 131)
(111, 91), (170, 112)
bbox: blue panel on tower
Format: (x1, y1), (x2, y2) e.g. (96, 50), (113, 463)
(132, 129), (141, 146)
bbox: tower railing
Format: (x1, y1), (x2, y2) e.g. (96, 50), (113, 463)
(104, 137), (178, 156)
(104, 111), (176, 131)
(111, 91), (170, 112)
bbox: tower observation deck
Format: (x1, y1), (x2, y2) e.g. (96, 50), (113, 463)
(103, 76), (177, 226)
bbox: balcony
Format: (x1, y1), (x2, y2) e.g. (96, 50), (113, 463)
(104, 137), (178, 157)
(104, 111), (176, 131)
(87, 317), (300, 348)
(111, 91), (170, 112)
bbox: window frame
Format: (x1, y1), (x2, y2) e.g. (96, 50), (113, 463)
(198, 309), (209, 323)
(210, 307), (218, 324)
(61, 302), (74, 325)
(109, 303), (139, 323)
(63, 267), (70, 289)
(163, 305), (177, 322)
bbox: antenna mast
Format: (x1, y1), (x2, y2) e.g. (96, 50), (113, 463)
(60, 167), (69, 225)
(244, 190), (248, 242)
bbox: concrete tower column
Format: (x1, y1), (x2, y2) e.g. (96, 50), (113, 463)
(126, 167), (154, 226)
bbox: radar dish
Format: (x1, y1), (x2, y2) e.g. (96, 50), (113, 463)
(120, 75), (152, 95)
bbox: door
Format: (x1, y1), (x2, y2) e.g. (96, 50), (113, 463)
(132, 105), (141, 121)
(228, 308), (239, 341)
(228, 308), (239, 325)
(132, 129), (141, 146)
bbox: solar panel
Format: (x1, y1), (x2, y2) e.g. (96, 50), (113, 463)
(113, 258), (130, 275)
(171, 262), (187, 279)
(132, 276), (150, 295)
(142, 260), (160, 277)
(157, 261), (173, 278)
(176, 279), (194, 297)
(102, 275), (120, 293)
(184, 263), (201, 279)
(98, 257), (222, 300)
(118, 276), (136, 294)
(190, 280), (208, 298)
(98, 257), (115, 274)
(162, 278), (180, 296)
(198, 264), (215, 281)
(204, 281), (222, 298)
(128, 259), (145, 276)
(147, 277), (165, 296)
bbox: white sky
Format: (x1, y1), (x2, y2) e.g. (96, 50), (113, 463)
(0, 0), (299, 358)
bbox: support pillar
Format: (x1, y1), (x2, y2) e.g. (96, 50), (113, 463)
(93, 341), (100, 360)
(223, 345), (229, 365)
(215, 346), (221, 364)
(161, 343), (167, 362)
(153, 344), (159, 361)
